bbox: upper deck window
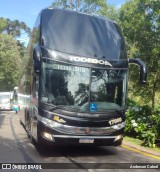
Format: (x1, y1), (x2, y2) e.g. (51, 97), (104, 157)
(41, 9), (126, 60)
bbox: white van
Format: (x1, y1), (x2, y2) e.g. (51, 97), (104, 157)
(0, 92), (12, 110)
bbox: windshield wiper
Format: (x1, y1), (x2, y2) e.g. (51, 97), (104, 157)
(91, 108), (124, 114)
(50, 105), (81, 112)
(106, 108), (125, 115)
(50, 105), (66, 111)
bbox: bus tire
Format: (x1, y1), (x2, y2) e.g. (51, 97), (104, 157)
(30, 135), (36, 145)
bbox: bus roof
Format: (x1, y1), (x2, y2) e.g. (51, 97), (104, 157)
(38, 8), (127, 60)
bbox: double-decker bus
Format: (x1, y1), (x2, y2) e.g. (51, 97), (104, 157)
(19, 8), (147, 146)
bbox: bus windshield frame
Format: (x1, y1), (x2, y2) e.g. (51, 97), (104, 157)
(40, 59), (128, 113)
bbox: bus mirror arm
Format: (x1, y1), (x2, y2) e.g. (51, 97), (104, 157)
(33, 44), (41, 74)
(129, 58), (147, 84)
(33, 44), (41, 61)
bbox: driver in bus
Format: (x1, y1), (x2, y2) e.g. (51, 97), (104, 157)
(49, 70), (68, 105)
(45, 84), (55, 103)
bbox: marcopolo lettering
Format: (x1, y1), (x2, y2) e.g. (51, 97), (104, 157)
(77, 113), (99, 117)
(69, 56), (112, 66)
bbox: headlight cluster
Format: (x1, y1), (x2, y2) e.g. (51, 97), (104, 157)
(39, 116), (62, 128)
(111, 121), (126, 130)
(38, 114), (125, 136)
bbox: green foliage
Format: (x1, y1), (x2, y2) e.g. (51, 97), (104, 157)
(118, 1), (160, 147)
(0, 18), (31, 37)
(0, 17), (7, 33)
(0, 17), (30, 91)
(125, 99), (160, 148)
(50, 0), (118, 21)
(0, 34), (22, 91)
(51, 0), (106, 13)
(119, 0), (160, 110)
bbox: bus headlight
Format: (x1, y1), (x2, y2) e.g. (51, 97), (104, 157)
(39, 116), (62, 128)
(114, 135), (123, 142)
(41, 132), (55, 141)
(111, 121), (126, 130)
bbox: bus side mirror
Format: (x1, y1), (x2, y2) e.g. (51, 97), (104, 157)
(129, 58), (147, 84)
(33, 44), (41, 74)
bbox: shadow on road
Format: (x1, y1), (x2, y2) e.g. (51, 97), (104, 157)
(0, 112), (5, 128)
(3, 111), (119, 162)
(34, 144), (118, 158)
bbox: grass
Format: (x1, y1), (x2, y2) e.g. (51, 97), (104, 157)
(123, 136), (160, 154)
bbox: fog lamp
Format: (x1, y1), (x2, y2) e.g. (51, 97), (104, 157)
(42, 132), (54, 141)
(114, 135), (123, 142)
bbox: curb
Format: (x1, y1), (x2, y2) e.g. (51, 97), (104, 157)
(122, 140), (160, 156)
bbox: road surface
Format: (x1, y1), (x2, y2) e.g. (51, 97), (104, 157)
(0, 111), (159, 172)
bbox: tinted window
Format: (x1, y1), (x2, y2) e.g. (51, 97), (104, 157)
(41, 9), (127, 59)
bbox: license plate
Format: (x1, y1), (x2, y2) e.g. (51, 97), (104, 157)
(79, 138), (94, 143)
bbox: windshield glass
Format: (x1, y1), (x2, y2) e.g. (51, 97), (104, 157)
(41, 60), (90, 111)
(41, 60), (127, 112)
(90, 69), (127, 112)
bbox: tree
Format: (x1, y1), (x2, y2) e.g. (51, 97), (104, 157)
(0, 18), (7, 33)
(0, 18), (31, 37)
(0, 17), (31, 58)
(50, 0), (118, 20)
(0, 18), (31, 91)
(0, 34), (22, 91)
(119, 0), (160, 110)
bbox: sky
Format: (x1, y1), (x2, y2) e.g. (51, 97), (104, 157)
(0, 0), (125, 44)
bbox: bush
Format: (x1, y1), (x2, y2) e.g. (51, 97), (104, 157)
(125, 99), (160, 148)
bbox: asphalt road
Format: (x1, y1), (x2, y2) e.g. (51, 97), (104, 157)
(0, 111), (159, 172)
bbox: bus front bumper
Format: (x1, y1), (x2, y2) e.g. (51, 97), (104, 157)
(37, 116), (125, 146)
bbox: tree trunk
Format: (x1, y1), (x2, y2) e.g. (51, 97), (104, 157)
(70, 0), (73, 10)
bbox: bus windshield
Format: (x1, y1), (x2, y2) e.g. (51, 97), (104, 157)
(41, 60), (127, 112)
